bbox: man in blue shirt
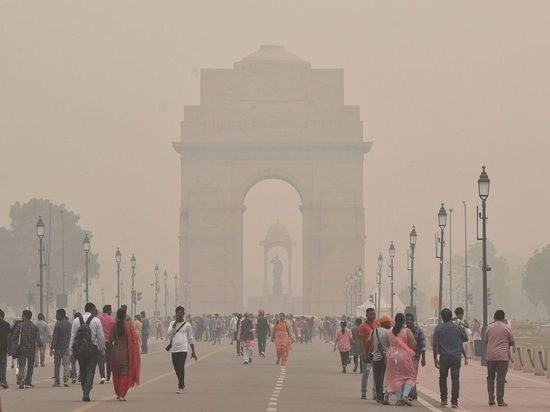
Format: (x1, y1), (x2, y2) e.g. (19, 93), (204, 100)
(433, 308), (469, 409)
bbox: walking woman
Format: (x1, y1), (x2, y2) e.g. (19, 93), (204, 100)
(272, 313), (292, 366)
(384, 313), (417, 406)
(238, 313), (255, 365)
(333, 321), (353, 373)
(109, 309), (140, 401)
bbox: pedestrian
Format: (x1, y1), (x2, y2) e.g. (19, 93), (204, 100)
(384, 313), (417, 406)
(109, 308), (141, 401)
(433, 308), (469, 408)
(256, 309), (270, 357)
(133, 315), (142, 348)
(238, 313), (255, 364)
(358, 308), (379, 400)
(140, 311), (150, 354)
(234, 314), (243, 356)
(69, 302), (105, 402)
(167, 306), (197, 394)
(35, 313), (50, 367)
(69, 312), (80, 384)
(333, 321), (353, 373)
(12, 310), (42, 389)
(350, 318), (363, 373)
(98, 305), (115, 384)
(272, 312), (292, 366)
(0, 309), (11, 389)
(485, 310), (514, 407)
(50, 309), (72, 387)
(453, 307), (469, 365)
(368, 315), (391, 404)
(405, 313), (426, 400)
(212, 314), (222, 345)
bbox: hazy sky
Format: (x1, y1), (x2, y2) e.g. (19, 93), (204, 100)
(1, 1), (549, 308)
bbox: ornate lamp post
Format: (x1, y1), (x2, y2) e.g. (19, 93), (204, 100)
(477, 166), (491, 366)
(408, 226), (417, 307)
(154, 264), (159, 316)
(174, 274), (179, 306)
(436, 204), (447, 323)
(462, 201), (469, 319)
(163, 270), (168, 317)
(83, 234), (90, 303)
(130, 254), (136, 318)
(36, 216), (45, 314)
(115, 248), (121, 309)
(357, 266), (364, 305)
(388, 241), (396, 319)
(449, 208), (454, 309)
(377, 252), (383, 318)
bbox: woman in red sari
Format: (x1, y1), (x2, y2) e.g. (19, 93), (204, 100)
(271, 312), (293, 366)
(109, 308), (141, 401)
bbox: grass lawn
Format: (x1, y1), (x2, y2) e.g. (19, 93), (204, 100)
(516, 336), (550, 347)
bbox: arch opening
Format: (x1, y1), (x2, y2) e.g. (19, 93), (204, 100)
(242, 179), (303, 313)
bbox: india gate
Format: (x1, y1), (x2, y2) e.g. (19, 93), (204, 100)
(173, 45), (371, 315)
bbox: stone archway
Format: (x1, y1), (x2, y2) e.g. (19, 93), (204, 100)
(173, 45), (371, 314)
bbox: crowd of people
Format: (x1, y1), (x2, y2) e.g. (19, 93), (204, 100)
(0, 304), (515, 408)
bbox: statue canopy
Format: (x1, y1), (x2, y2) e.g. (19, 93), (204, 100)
(260, 220), (296, 249)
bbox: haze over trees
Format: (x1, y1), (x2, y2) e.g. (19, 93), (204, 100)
(0, 198), (99, 313)
(523, 245), (550, 315)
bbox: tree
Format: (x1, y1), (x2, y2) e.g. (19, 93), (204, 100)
(522, 245), (550, 314)
(0, 198), (100, 313)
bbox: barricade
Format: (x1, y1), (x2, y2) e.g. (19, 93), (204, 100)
(522, 347), (535, 373)
(534, 346), (546, 376)
(512, 347), (523, 371)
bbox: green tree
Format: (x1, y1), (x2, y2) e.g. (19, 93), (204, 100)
(0, 198), (100, 313)
(522, 245), (550, 314)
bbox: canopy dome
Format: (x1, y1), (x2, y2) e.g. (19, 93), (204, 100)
(260, 220), (296, 248)
(235, 45), (311, 69)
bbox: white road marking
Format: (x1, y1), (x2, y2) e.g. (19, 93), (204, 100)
(417, 384), (472, 412)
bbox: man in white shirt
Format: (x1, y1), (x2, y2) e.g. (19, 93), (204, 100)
(69, 302), (105, 402)
(167, 306), (197, 393)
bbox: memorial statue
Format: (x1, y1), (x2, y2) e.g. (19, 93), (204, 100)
(270, 255), (284, 296)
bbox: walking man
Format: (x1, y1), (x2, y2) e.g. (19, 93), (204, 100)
(50, 308), (72, 387)
(12, 310), (42, 389)
(35, 313), (50, 367)
(98, 305), (115, 383)
(167, 306), (197, 393)
(405, 313), (426, 400)
(0, 309), (11, 389)
(433, 308), (469, 408)
(69, 302), (105, 402)
(212, 314), (222, 345)
(358, 308), (379, 400)
(485, 310), (514, 407)
(368, 315), (391, 404)
(140, 311), (150, 354)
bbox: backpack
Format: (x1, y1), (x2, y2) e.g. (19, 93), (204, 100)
(72, 315), (97, 360)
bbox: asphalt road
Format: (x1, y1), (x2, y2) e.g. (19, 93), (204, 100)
(0, 337), (473, 412)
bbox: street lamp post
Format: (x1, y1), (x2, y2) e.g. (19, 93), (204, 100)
(36, 216), (45, 314)
(174, 274), (179, 306)
(358, 267), (363, 306)
(408, 226), (417, 307)
(83, 234), (90, 303)
(344, 279), (349, 315)
(477, 166), (491, 366)
(389, 241), (396, 319)
(449, 208), (454, 309)
(130, 254), (136, 318)
(154, 264), (159, 317)
(462, 201), (469, 319)
(163, 270), (168, 317)
(377, 252), (383, 318)
(436, 204), (447, 323)
(115, 248), (121, 309)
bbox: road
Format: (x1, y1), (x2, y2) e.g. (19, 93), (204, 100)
(1, 337), (547, 412)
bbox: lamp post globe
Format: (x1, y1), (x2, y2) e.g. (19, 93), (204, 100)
(154, 264), (159, 277)
(478, 166), (490, 200)
(130, 254), (136, 270)
(438, 203), (447, 229)
(115, 248), (121, 263)
(377, 253), (383, 268)
(83, 234), (90, 253)
(409, 226), (417, 247)
(83, 234), (90, 303)
(115, 247), (121, 308)
(36, 216), (45, 238)
(389, 241), (395, 259)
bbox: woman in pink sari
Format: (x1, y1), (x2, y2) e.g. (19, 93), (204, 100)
(384, 313), (417, 406)
(109, 308), (141, 401)
(271, 312), (293, 366)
